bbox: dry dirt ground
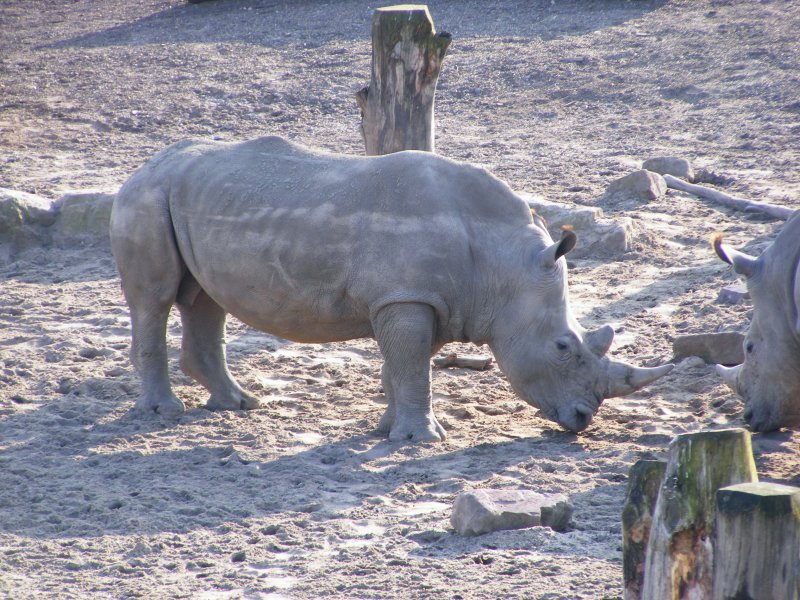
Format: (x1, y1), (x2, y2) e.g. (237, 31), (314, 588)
(1, 1), (799, 598)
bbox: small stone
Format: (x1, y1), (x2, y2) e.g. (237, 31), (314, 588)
(675, 356), (707, 371)
(642, 156), (695, 182)
(716, 282), (750, 305)
(231, 550), (246, 563)
(451, 489), (573, 536)
(606, 170), (668, 202)
(672, 332), (745, 365)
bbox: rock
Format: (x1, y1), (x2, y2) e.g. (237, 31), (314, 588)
(605, 170), (667, 202)
(642, 157), (695, 182)
(672, 332), (745, 365)
(716, 282), (750, 305)
(522, 193), (634, 258)
(51, 191), (115, 245)
(0, 188), (115, 263)
(0, 188), (56, 263)
(230, 550), (246, 563)
(451, 489), (573, 536)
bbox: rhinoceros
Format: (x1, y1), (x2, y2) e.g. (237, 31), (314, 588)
(110, 136), (672, 441)
(714, 210), (800, 432)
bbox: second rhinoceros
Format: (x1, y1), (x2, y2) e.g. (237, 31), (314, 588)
(110, 136), (672, 442)
(714, 210), (800, 432)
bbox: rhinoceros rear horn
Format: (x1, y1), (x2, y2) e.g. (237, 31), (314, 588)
(604, 361), (673, 398)
(539, 228), (577, 268)
(712, 234), (758, 278)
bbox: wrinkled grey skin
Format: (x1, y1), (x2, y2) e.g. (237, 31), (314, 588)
(714, 210), (800, 432)
(110, 136), (672, 442)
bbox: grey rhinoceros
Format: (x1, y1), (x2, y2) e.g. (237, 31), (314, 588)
(714, 210), (800, 432)
(110, 136), (672, 442)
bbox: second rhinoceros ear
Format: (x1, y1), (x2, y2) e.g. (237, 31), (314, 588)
(713, 234), (758, 278)
(539, 228), (577, 268)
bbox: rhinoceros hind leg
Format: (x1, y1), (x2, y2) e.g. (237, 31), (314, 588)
(177, 289), (262, 411)
(114, 209), (186, 417)
(373, 302), (446, 443)
(128, 301), (186, 416)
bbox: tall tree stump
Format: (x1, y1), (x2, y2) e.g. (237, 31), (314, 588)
(713, 482), (800, 600)
(622, 459), (667, 600)
(356, 5), (451, 155)
(642, 429), (758, 600)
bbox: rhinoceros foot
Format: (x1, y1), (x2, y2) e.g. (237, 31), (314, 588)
(205, 388), (263, 411)
(134, 392), (186, 416)
(386, 412), (447, 443)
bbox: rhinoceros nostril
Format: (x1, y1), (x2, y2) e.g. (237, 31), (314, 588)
(742, 406), (754, 423)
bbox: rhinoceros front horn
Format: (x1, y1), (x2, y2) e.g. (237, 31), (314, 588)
(604, 361), (673, 398)
(715, 364), (742, 393)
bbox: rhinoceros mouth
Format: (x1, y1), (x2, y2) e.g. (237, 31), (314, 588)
(743, 404), (800, 433)
(555, 401), (598, 433)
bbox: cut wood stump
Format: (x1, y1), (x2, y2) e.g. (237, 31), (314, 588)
(622, 459), (667, 600)
(713, 482), (800, 600)
(642, 428), (758, 600)
(356, 5), (451, 155)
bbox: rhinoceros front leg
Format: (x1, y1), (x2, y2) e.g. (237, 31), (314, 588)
(373, 302), (446, 442)
(177, 290), (261, 411)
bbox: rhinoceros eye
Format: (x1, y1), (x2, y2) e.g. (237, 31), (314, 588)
(746, 341), (754, 354)
(556, 340), (569, 352)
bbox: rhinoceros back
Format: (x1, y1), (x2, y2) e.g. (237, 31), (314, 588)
(121, 136), (536, 343)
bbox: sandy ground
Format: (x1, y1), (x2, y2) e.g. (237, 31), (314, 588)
(1, 1), (799, 598)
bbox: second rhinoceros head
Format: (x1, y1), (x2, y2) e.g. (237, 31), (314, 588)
(713, 214), (800, 432)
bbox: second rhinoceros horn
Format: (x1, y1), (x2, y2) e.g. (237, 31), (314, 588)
(716, 363), (742, 392)
(604, 360), (674, 398)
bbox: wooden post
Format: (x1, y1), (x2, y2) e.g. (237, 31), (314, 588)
(622, 459), (667, 600)
(642, 429), (758, 600)
(356, 5), (451, 155)
(713, 482), (800, 600)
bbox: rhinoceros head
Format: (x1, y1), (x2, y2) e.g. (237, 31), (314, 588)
(714, 225), (800, 432)
(487, 227), (673, 433)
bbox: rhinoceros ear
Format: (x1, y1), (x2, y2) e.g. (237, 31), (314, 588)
(539, 228), (577, 268)
(712, 234), (758, 278)
(585, 325), (614, 357)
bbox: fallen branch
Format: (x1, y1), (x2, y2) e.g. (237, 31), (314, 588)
(663, 174), (795, 220)
(433, 354), (493, 371)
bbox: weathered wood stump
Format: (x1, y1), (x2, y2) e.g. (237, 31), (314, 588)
(356, 5), (451, 155)
(713, 482), (800, 600)
(642, 429), (758, 600)
(622, 459), (667, 600)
